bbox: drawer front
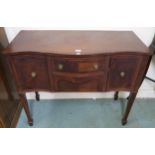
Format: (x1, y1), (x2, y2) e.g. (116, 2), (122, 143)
(107, 55), (141, 91)
(53, 57), (108, 73)
(53, 72), (106, 92)
(11, 54), (50, 91)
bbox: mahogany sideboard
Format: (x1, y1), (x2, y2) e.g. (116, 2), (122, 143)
(2, 30), (153, 126)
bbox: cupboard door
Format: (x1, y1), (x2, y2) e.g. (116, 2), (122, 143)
(11, 54), (50, 92)
(107, 55), (141, 91)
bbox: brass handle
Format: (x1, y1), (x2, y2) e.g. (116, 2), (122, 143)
(94, 63), (98, 70)
(120, 71), (125, 77)
(58, 64), (63, 70)
(31, 72), (37, 78)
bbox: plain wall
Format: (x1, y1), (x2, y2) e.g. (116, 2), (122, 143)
(4, 27), (155, 99)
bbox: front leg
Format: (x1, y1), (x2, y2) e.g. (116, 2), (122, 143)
(114, 91), (119, 100)
(19, 94), (33, 126)
(122, 92), (137, 125)
(35, 91), (40, 101)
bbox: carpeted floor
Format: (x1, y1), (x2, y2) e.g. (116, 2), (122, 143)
(17, 99), (155, 128)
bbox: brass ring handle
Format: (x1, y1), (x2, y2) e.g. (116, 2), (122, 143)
(31, 72), (37, 78)
(58, 64), (63, 70)
(120, 71), (125, 77)
(94, 63), (98, 70)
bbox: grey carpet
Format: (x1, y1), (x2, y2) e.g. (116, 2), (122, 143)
(17, 99), (155, 128)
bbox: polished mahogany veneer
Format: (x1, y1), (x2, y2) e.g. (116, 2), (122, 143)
(3, 31), (153, 126)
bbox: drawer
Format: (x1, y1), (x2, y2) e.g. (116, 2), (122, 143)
(11, 54), (50, 91)
(53, 72), (106, 92)
(107, 55), (141, 91)
(53, 57), (108, 73)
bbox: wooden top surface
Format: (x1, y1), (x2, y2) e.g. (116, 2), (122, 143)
(3, 30), (151, 55)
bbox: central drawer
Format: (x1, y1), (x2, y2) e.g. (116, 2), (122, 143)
(51, 56), (108, 92)
(53, 72), (106, 92)
(53, 57), (108, 73)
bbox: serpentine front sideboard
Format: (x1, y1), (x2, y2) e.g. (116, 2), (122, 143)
(2, 31), (153, 126)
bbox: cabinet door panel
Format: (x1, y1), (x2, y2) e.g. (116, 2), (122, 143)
(11, 54), (50, 91)
(107, 55), (141, 91)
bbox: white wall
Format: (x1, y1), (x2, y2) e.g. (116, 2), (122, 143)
(4, 27), (155, 99)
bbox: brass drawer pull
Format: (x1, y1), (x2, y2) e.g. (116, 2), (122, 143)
(31, 72), (37, 78)
(94, 63), (98, 70)
(120, 71), (125, 77)
(58, 64), (63, 70)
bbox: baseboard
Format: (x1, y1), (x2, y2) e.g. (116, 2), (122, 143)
(26, 90), (155, 100)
